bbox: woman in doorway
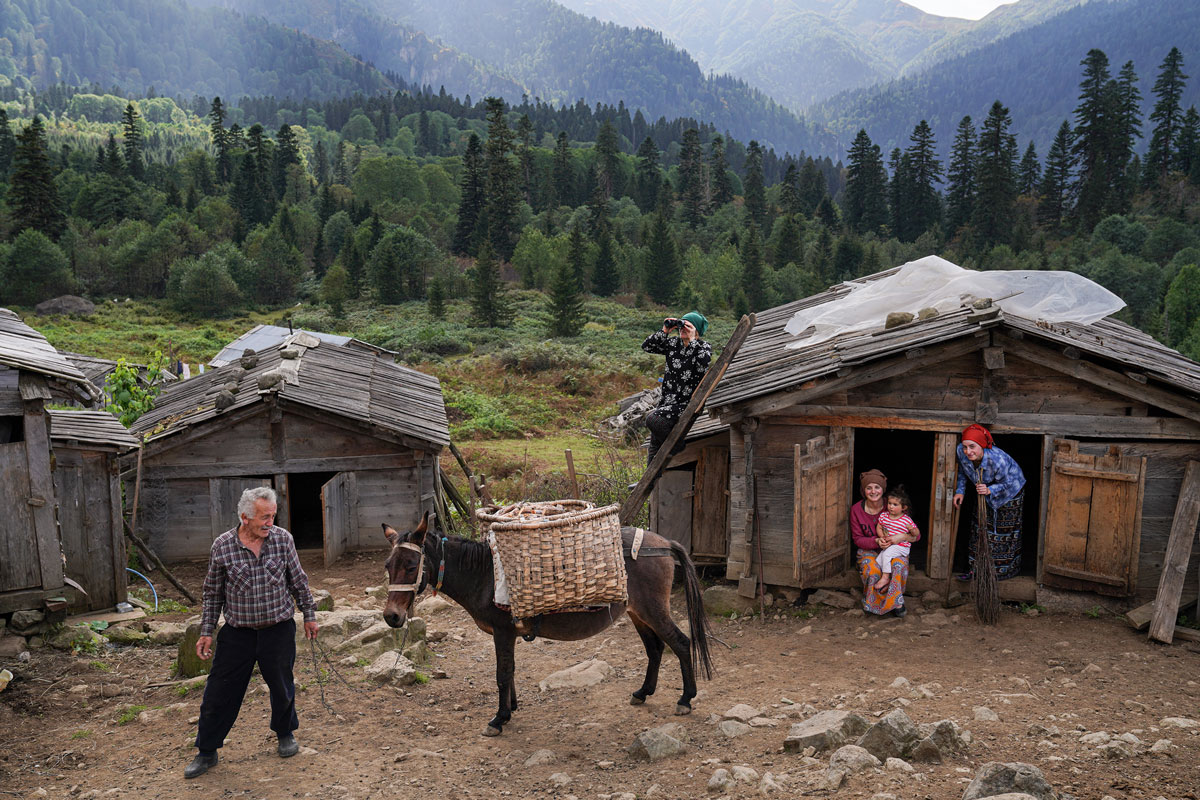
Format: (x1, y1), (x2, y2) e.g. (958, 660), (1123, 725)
(851, 469), (915, 617)
(952, 424), (1026, 581)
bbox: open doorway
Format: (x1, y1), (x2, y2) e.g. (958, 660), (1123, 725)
(853, 429), (935, 572)
(952, 434), (1041, 578)
(287, 471), (337, 549)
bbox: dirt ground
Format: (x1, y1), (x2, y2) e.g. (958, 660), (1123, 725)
(3, 550), (1199, 800)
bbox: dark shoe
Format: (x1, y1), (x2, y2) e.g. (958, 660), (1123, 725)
(892, 606), (908, 618)
(277, 734), (299, 758)
(184, 752), (217, 779)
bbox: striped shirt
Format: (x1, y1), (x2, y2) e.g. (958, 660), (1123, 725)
(878, 513), (916, 548)
(199, 526), (317, 637)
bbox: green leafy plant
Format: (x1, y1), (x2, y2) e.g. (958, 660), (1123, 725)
(412, 671), (430, 685)
(355, 658), (370, 667)
(116, 705), (148, 725)
(1018, 602), (1047, 614)
(103, 352), (167, 427)
(89, 660), (112, 672)
(71, 730), (92, 740)
(1085, 605), (1105, 618)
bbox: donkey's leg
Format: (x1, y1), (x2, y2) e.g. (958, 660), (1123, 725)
(509, 678), (518, 712)
(486, 629), (517, 736)
(629, 617), (665, 705)
(648, 613), (696, 715)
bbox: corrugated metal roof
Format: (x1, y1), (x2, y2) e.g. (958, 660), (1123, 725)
(134, 336), (448, 448)
(49, 409), (140, 450)
(209, 325), (396, 367)
(0, 308), (93, 389)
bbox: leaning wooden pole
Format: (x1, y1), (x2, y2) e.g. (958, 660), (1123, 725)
(619, 313), (756, 526)
(122, 518), (197, 605)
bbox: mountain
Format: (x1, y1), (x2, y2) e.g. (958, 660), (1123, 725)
(809, 0), (1200, 159)
(0, 0), (395, 99)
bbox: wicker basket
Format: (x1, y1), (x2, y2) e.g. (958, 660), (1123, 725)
(478, 501), (627, 618)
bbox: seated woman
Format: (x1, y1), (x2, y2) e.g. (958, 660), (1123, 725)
(851, 469), (918, 617)
(953, 423), (1026, 580)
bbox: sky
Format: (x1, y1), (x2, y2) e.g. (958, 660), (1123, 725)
(902, 0), (1019, 19)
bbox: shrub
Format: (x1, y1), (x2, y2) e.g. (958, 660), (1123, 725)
(494, 341), (597, 374)
(1, 229), (74, 305)
(166, 249), (243, 316)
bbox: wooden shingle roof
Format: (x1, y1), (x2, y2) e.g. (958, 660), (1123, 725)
(0, 309), (93, 390)
(49, 409), (140, 451)
(132, 335), (449, 448)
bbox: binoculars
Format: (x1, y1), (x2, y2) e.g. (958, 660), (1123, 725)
(664, 318), (682, 330)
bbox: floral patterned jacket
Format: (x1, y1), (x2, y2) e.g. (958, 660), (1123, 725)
(642, 330), (713, 420)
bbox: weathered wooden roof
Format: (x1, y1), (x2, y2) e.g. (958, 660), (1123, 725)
(64, 352), (177, 389)
(0, 309), (93, 391)
(706, 271), (1200, 411)
(132, 335), (449, 448)
(209, 324), (397, 367)
(49, 409), (140, 451)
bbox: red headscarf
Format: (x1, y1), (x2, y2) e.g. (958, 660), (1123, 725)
(962, 423), (994, 449)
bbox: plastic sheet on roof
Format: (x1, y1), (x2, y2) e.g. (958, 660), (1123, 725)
(784, 255), (1126, 348)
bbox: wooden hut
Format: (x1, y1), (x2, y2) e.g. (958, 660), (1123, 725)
(48, 410), (139, 612)
(129, 332), (449, 563)
(679, 266), (1200, 604)
(0, 309), (99, 614)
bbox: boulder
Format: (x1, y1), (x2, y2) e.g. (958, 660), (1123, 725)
(784, 710), (870, 753)
(1159, 717), (1198, 729)
(35, 295), (95, 316)
(730, 766), (759, 783)
(707, 768), (733, 792)
(364, 651), (418, 684)
(856, 708), (921, 760)
(524, 749), (556, 766)
(177, 623), (215, 678)
(146, 622), (187, 646)
(702, 585), (755, 616)
(49, 625), (104, 652)
(628, 726), (688, 761)
(828, 744), (881, 775)
(538, 659), (613, 691)
(10, 610), (45, 633)
(974, 706), (1000, 721)
(0, 634), (28, 657)
(415, 596), (454, 616)
(917, 719), (972, 758)
(312, 589), (334, 611)
(722, 703), (763, 721)
(961, 762), (1056, 800)
(104, 628), (149, 646)
(718, 720), (752, 738)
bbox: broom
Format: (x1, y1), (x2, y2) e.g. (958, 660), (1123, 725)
(972, 452), (1000, 624)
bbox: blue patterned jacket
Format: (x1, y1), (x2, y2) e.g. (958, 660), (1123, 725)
(955, 444), (1026, 509)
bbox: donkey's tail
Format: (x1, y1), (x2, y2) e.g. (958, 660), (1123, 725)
(669, 539), (715, 680)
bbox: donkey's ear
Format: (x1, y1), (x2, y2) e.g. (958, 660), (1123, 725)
(412, 510), (429, 542)
(382, 523), (398, 545)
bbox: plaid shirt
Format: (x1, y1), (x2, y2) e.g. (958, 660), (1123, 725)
(199, 525), (317, 637)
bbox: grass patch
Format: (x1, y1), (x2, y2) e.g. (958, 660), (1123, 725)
(70, 730), (92, 740)
(89, 660), (113, 672)
(128, 588), (190, 614)
(355, 658), (370, 668)
(116, 705), (148, 725)
(411, 671), (430, 685)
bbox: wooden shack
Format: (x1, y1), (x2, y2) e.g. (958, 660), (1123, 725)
(129, 332), (449, 563)
(0, 309), (100, 614)
(48, 410), (139, 612)
(651, 414), (730, 567)
(680, 266), (1200, 604)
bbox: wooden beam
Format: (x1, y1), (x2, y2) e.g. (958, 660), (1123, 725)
(1148, 461), (1200, 644)
(24, 406), (64, 591)
(619, 314), (756, 526)
(122, 453), (419, 480)
(997, 332), (1200, 425)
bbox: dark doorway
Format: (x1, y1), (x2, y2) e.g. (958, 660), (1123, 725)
(952, 434), (1041, 577)
(287, 471), (337, 549)
(853, 429), (935, 572)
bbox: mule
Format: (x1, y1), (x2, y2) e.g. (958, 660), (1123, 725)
(381, 512), (714, 736)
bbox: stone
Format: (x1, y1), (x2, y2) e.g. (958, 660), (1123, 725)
(104, 628), (149, 646)
(415, 596), (453, 616)
(889, 677), (911, 690)
(0, 635), (28, 657)
(730, 766), (759, 783)
(702, 585), (755, 616)
(722, 703), (763, 721)
(718, 720), (752, 738)
(856, 708), (921, 760)
(10, 610), (45, 633)
(365, 585), (389, 601)
(828, 744), (881, 775)
(524, 749), (556, 766)
(35, 295), (95, 316)
(313, 589), (334, 611)
(920, 590), (943, 607)
(1079, 731), (1111, 745)
(49, 625), (105, 652)
(1159, 717), (1198, 729)
(915, 719), (970, 760)
(1150, 739), (1174, 753)
(538, 659), (613, 691)
(177, 624), (215, 678)
(364, 651), (418, 685)
(973, 706), (1000, 721)
(628, 727), (687, 761)
(885, 311), (915, 329)
(760, 772), (783, 793)
(922, 611), (951, 626)
(146, 622), (187, 646)
(548, 772), (571, 787)
(961, 762), (1056, 800)
(809, 589), (857, 609)
(707, 769), (733, 792)
(749, 717), (779, 727)
(785, 710), (870, 753)
(822, 769), (846, 790)
(1097, 740), (1136, 759)
(909, 738), (943, 763)
(917, 306), (940, 321)
(885, 757), (914, 772)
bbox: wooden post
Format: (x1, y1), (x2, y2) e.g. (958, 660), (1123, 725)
(565, 449), (579, 497)
(1148, 460), (1200, 644)
(619, 313), (756, 526)
(448, 442), (478, 503)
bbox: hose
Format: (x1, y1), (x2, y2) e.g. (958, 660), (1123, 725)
(126, 567), (159, 612)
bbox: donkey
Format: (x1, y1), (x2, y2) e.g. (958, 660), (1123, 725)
(381, 512), (714, 736)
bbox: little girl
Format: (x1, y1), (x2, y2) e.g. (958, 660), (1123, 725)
(874, 486), (920, 591)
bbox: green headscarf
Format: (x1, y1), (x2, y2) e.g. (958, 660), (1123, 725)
(680, 311), (708, 337)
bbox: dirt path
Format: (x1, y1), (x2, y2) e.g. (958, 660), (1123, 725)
(3, 551), (1198, 800)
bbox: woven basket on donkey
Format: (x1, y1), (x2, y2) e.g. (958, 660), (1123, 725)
(478, 501), (627, 618)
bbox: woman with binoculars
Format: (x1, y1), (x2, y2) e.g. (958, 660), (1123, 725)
(641, 311), (711, 464)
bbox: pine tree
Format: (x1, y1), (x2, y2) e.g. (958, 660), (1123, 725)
(946, 116), (976, 234)
(121, 103), (144, 180)
(743, 140), (767, 230)
(708, 134), (733, 208)
(633, 136), (661, 212)
(9, 117), (64, 239)
(1147, 47), (1189, 183)
(427, 274), (446, 319)
(547, 253), (585, 336)
(322, 263), (350, 318)
(1177, 106), (1200, 177)
(453, 133), (486, 255)
(417, 110), (432, 156)
(814, 193), (839, 230)
(566, 224), (589, 291)
(592, 227), (619, 297)
(314, 140), (329, 185)
(1017, 142), (1041, 196)
(1072, 49), (1115, 229)
(644, 212), (680, 305)
(1110, 60), (1143, 212)
(842, 129), (887, 235)
(483, 97), (521, 260)
(1039, 121), (1074, 230)
(888, 148), (915, 242)
(797, 158), (826, 217)
(0, 108), (15, 178)
(102, 132), (123, 177)
(516, 114), (535, 205)
(334, 140), (349, 185)
(678, 128), (706, 228)
(595, 120), (621, 200)
(906, 120), (942, 238)
(973, 101), (1018, 247)
(273, 125), (301, 200)
(552, 131), (574, 208)
(209, 96), (231, 183)
(774, 214), (802, 269)
(779, 163), (801, 217)
(741, 225), (766, 311)
(469, 242), (513, 327)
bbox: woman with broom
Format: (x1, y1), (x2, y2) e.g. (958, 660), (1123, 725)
(953, 424), (1026, 581)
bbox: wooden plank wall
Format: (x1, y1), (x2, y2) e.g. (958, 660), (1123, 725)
(354, 467), (421, 550)
(145, 478), (210, 560)
(0, 440), (39, 591)
(54, 448), (125, 611)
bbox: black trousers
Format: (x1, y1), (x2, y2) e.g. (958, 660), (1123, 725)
(645, 409), (680, 465)
(195, 618), (298, 752)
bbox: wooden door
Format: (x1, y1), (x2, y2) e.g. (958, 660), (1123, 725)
(926, 433), (960, 580)
(1043, 439), (1145, 596)
(0, 441), (39, 592)
(55, 450), (123, 612)
(654, 469), (694, 551)
(692, 447), (729, 561)
(322, 472), (354, 567)
(793, 430), (853, 584)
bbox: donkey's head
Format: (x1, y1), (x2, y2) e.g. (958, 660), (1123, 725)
(381, 511), (429, 628)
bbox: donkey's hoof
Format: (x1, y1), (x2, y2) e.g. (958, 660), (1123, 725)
(630, 694), (646, 706)
(483, 725), (502, 737)
(674, 704), (692, 716)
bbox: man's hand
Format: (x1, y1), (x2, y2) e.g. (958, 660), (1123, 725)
(196, 635), (213, 660)
(304, 621), (319, 640)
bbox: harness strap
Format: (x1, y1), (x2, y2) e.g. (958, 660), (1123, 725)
(387, 541), (424, 593)
(630, 527), (645, 559)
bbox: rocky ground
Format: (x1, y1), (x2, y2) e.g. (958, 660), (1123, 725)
(1, 550), (1199, 800)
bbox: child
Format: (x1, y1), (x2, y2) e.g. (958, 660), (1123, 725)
(874, 486), (919, 591)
